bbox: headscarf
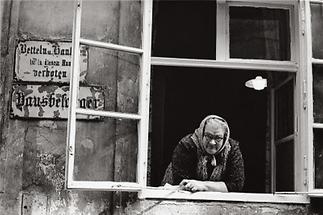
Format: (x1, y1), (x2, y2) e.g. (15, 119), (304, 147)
(191, 115), (231, 181)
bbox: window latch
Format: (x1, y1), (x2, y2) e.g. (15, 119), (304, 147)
(304, 155), (308, 186)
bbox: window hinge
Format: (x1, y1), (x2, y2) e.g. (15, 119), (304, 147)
(303, 79), (307, 110)
(304, 155), (308, 186)
(300, 0), (306, 36)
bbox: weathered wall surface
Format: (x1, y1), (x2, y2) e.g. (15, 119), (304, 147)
(125, 200), (311, 215)
(0, 0), (140, 214)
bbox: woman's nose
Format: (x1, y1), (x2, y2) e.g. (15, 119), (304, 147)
(209, 139), (216, 145)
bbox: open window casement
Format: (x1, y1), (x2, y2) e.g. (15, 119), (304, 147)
(65, 0), (152, 191)
(270, 75), (296, 193)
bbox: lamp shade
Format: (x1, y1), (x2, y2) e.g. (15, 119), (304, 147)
(245, 76), (267, 90)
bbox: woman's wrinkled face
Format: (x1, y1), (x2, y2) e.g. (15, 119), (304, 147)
(202, 119), (225, 155)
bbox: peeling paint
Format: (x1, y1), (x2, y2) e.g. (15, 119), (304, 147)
(38, 153), (65, 192)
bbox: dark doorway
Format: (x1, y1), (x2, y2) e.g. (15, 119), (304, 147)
(150, 66), (268, 193)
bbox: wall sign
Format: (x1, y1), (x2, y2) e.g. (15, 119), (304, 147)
(15, 41), (88, 83)
(11, 84), (105, 119)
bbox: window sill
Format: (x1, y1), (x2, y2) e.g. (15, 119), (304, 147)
(139, 187), (310, 204)
(307, 189), (323, 197)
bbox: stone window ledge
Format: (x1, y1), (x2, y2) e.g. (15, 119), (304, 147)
(139, 188), (310, 204)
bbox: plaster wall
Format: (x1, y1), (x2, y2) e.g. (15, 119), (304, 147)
(0, 0), (140, 214)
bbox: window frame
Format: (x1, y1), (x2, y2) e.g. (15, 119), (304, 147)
(140, 0), (308, 202)
(217, 0), (296, 63)
(65, 0), (153, 191)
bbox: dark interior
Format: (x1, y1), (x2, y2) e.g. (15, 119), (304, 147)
(150, 67), (268, 193)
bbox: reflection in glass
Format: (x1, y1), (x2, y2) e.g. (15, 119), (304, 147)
(74, 117), (138, 182)
(314, 129), (323, 189)
(230, 6), (290, 60)
(79, 46), (140, 114)
(275, 141), (294, 191)
(152, 1), (216, 59)
(313, 65), (323, 123)
(81, 0), (142, 48)
(311, 3), (323, 59)
(274, 78), (294, 140)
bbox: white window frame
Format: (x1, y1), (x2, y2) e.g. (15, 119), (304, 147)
(216, 0), (296, 63)
(65, 0), (153, 191)
(140, 0), (310, 203)
(306, 0), (323, 197)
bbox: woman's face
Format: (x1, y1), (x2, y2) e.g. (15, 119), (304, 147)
(202, 120), (225, 155)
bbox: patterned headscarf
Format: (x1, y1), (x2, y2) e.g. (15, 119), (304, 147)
(191, 115), (231, 181)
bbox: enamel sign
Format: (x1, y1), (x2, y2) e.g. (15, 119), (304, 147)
(11, 84), (105, 119)
(15, 41), (88, 83)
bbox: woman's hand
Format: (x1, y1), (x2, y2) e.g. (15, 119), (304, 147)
(179, 179), (207, 192)
(179, 179), (229, 192)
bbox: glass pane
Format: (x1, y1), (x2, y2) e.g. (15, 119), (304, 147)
(152, 1), (216, 59)
(274, 79), (294, 140)
(313, 65), (323, 123)
(78, 46), (140, 114)
(276, 140), (294, 191)
(311, 3), (323, 59)
(74, 116), (138, 182)
(230, 6), (290, 60)
(314, 128), (323, 188)
(81, 0), (142, 48)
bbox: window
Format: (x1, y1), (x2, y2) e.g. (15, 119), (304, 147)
(148, 0), (307, 202)
(216, 1), (295, 62)
(229, 6), (290, 60)
(65, 0), (152, 191)
(66, 0), (312, 203)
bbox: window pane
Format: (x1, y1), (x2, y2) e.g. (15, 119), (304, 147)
(313, 65), (323, 123)
(314, 128), (323, 189)
(74, 117), (138, 182)
(276, 141), (294, 191)
(81, 0), (142, 48)
(311, 3), (323, 59)
(229, 7), (290, 60)
(274, 79), (294, 140)
(80, 46), (140, 114)
(152, 1), (216, 59)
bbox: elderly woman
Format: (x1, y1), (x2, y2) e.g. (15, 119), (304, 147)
(162, 115), (245, 192)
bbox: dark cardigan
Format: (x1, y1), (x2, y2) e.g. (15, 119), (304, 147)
(171, 134), (245, 192)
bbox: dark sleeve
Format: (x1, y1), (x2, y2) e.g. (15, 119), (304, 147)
(224, 140), (245, 192)
(172, 139), (197, 185)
